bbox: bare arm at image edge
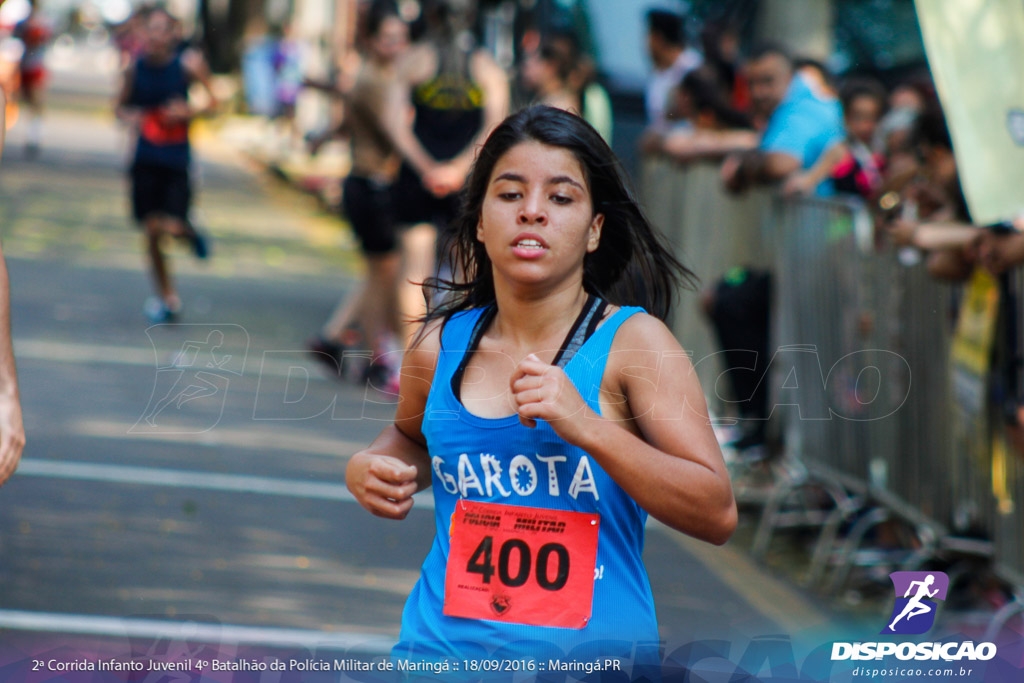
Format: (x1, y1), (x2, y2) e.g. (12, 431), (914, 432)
(0, 89), (27, 487)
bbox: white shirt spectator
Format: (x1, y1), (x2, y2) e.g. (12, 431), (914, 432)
(646, 47), (703, 131)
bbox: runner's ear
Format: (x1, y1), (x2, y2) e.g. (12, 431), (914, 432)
(586, 213), (603, 253)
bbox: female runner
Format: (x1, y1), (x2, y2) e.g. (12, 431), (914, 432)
(347, 105), (736, 677)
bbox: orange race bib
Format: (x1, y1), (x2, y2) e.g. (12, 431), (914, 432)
(443, 500), (599, 629)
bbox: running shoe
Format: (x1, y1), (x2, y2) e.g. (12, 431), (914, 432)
(364, 360), (401, 396)
(186, 224), (211, 260)
(306, 335), (345, 376)
(365, 334), (402, 394)
(144, 297), (178, 323)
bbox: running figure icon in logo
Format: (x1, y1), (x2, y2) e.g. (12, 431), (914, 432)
(882, 571), (950, 635)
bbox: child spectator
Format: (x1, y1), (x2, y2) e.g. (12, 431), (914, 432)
(784, 78), (887, 199)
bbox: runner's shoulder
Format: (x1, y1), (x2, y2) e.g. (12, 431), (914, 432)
(614, 310), (679, 353)
(403, 317), (445, 380)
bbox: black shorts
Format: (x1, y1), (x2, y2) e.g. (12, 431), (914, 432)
(342, 175), (398, 255)
(131, 162), (191, 224)
(393, 162), (461, 233)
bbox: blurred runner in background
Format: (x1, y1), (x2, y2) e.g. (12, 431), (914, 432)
(115, 7), (217, 323)
(383, 0), (508, 344)
(12, 0), (50, 156)
(306, 1), (409, 394)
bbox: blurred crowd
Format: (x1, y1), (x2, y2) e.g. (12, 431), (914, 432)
(638, 8), (1024, 284)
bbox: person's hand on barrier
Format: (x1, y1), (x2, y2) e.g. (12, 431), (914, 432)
(0, 391), (25, 488)
(979, 231), (1024, 275)
(886, 218), (919, 247)
(720, 153), (745, 194)
(781, 171), (815, 197)
(346, 451), (419, 520)
(639, 130), (665, 156)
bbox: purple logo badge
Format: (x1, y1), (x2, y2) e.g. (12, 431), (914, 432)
(881, 571), (949, 635)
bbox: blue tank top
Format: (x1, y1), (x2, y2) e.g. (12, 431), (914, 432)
(128, 52), (191, 169)
(395, 304), (661, 671)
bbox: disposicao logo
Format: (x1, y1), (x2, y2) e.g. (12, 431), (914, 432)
(831, 570), (998, 663)
(882, 571), (949, 635)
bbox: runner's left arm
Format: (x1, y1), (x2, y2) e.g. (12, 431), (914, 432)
(181, 48), (219, 119)
(511, 313), (737, 544)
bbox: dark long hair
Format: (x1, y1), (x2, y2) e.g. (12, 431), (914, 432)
(418, 105), (697, 338)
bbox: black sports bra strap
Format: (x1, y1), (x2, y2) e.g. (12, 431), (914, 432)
(583, 299), (609, 342)
(451, 304), (498, 402)
(551, 294), (601, 369)
(452, 295), (607, 402)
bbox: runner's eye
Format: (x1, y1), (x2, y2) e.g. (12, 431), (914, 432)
(499, 192), (521, 201)
(550, 195), (572, 205)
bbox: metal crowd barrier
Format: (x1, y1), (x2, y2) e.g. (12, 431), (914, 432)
(640, 157), (1024, 601)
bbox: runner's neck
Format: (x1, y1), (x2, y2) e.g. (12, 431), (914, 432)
(490, 283), (590, 351)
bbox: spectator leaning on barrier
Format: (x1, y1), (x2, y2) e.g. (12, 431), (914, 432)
(720, 43), (844, 195)
(884, 105), (979, 281)
(783, 78), (887, 199)
(793, 57), (838, 104)
(641, 66), (757, 162)
(644, 8), (702, 132)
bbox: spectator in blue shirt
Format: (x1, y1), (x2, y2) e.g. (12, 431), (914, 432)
(721, 44), (843, 195)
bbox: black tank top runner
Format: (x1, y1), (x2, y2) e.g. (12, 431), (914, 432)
(451, 294), (609, 401)
(411, 44), (485, 162)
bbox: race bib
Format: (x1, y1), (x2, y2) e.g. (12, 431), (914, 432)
(443, 500), (599, 629)
(141, 109), (188, 146)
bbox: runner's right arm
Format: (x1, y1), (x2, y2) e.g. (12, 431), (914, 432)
(114, 64), (139, 126)
(346, 320), (441, 519)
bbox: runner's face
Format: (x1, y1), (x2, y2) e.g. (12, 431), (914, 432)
(145, 14), (176, 55)
(477, 141), (603, 289)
